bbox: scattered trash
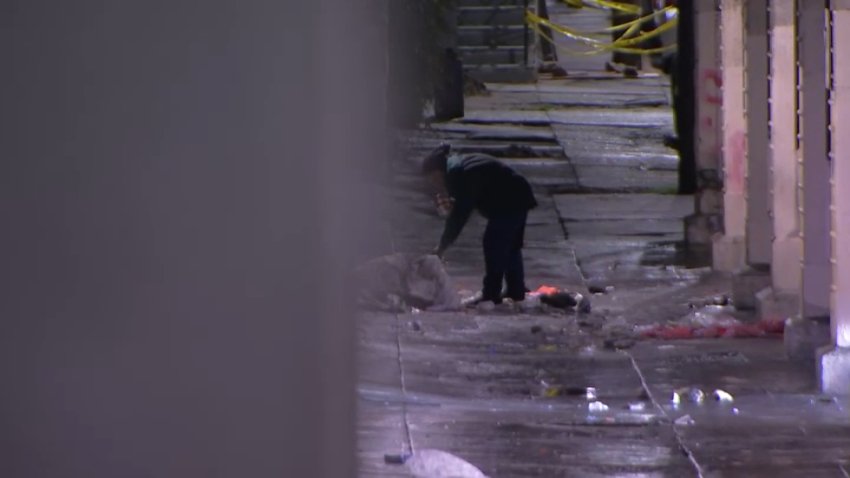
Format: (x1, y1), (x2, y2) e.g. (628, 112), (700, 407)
(543, 386), (561, 398)
(713, 389), (734, 403)
(671, 391), (681, 406)
(588, 401), (609, 412)
(404, 449), (488, 478)
(586, 387), (598, 400)
(530, 325), (543, 334)
(637, 317), (786, 340)
(528, 285), (591, 312)
(688, 388), (706, 404)
(628, 402), (647, 412)
(674, 414), (695, 426)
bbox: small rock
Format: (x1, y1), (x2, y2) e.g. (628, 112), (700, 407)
(588, 285), (607, 295)
(604, 337), (636, 350)
(384, 453), (411, 465)
(674, 414), (695, 426)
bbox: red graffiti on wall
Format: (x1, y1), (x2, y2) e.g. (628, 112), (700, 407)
(698, 68), (723, 161)
(727, 130), (747, 194)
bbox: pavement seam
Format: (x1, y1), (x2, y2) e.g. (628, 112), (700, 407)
(390, 233), (416, 457)
(538, 82), (583, 189)
(550, 194), (589, 289)
(622, 351), (706, 478)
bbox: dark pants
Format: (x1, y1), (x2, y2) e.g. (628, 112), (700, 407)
(482, 211), (528, 301)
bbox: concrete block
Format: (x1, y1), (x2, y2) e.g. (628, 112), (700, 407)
(685, 213), (722, 246)
(697, 189), (723, 215)
(712, 234), (746, 272)
(785, 315), (831, 361)
(755, 287), (799, 322)
(772, 236), (803, 293)
(732, 266), (771, 310)
(817, 346), (850, 396)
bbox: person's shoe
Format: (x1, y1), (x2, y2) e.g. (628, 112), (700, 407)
(461, 291), (501, 307)
(502, 290), (528, 303)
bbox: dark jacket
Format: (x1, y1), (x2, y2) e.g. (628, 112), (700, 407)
(438, 154), (537, 251)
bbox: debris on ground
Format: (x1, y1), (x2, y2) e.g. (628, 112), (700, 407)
(674, 414), (695, 426)
(529, 285), (592, 313)
(355, 253), (461, 312)
(713, 389), (734, 403)
(636, 301), (785, 339)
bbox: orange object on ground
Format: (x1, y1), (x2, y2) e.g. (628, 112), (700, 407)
(533, 285), (560, 296)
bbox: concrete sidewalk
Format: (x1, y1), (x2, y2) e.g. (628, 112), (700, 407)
(358, 5), (850, 477)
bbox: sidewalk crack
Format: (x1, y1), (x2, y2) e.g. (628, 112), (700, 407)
(622, 350), (705, 478)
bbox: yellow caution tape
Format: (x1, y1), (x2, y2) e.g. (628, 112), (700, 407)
(604, 5), (676, 33)
(526, 9), (678, 56)
(562, 0), (642, 14)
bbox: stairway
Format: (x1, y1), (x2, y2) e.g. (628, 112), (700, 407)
(456, 0), (538, 83)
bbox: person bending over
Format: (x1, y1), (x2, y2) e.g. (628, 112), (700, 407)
(422, 144), (538, 305)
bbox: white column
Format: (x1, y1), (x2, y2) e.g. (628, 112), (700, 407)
(713, 0), (748, 272)
(819, 0), (850, 395)
(831, 1), (850, 349)
(786, 0), (832, 361)
(766, 0), (802, 297)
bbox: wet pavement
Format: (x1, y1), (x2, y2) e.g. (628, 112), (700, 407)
(358, 3), (850, 477)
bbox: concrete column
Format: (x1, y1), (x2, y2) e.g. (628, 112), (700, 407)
(786, 0), (832, 360)
(745, 0), (772, 267)
(686, 0), (723, 249)
(819, 0), (850, 395)
(757, 0), (803, 321)
(712, 0), (748, 272)
(731, 0), (773, 309)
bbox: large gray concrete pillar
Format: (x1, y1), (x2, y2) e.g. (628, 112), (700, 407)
(685, 0), (723, 250)
(713, 0), (748, 272)
(0, 0), (384, 475)
(757, 0), (803, 322)
(786, 0), (832, 361)
(819, 0), (850, 395)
